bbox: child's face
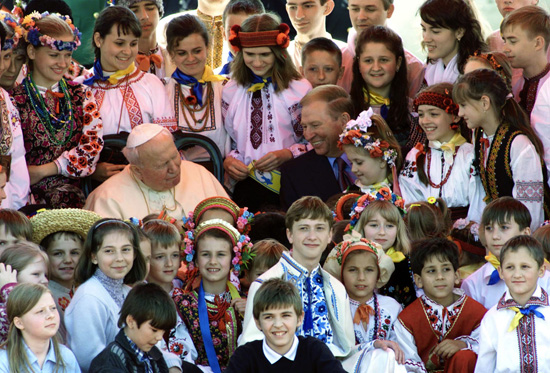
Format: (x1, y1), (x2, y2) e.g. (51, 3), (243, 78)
(0, 225), (24, 248)
(484, 217), (530, 258)
(140, 239), (152, 277)
(358, 42), (401, 98)
(286, 0), (331, 37)
(342, 251), (378, 303)
(196, 236), (232, 289)
(14, 292), (59, 342)
(254, 306), (303, 355)
(421, 21), (463, 66)
(495, 0), (538, 17)
(147, 244), (181, 288)
(457, 98), (486, 131)
(46, 236), (83, 287)
(170, 33), (207, 80)
(247, 265), (269, 283)
(125, 317), (165, 352)
(27, 42), (73, 88)
(287, 218), (332, 266)
(224, 12), (250, 53)
(17, 256), (48, 285)
(92, 232), (135, 280)
(345, 145), (388, 188)
(301, 50), (343, 88)
(362, 212), (397, 251)
(414, 255), (459, 307)
(242, 47), (275, 78)
(301, 99), (346, 157)
(95, 25), (138, 72)
(418, 104), (458, 143)
(502, 25), (538, 70)
(348, 0), (394, 32)
(129, 1), (160, 39)
(499, 246), (544, 305)
(0, 51), (25, 90)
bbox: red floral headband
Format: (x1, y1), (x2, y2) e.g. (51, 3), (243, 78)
(413, 90), (459, 116)
(229, 23), (290, 52)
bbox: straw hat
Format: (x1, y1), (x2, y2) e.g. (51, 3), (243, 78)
(31, 209), (103, 245)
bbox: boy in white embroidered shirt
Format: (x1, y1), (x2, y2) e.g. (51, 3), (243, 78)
(475, 235), (550, 373)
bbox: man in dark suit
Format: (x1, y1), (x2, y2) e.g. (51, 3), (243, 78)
(280, 85), (355, 210)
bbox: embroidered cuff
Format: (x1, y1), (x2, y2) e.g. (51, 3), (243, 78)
(288, 143), (311, 158)
(227, 150), (244, 163)
(455, 335), (476, 351)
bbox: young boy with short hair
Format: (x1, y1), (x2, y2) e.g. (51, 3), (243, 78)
(0, 209), (32, 252)
(239, 196), (355, 358)
(395, 238), (487, 373)
(89, 282), (177, 373)
(475, 235), (550, 372)
(461, 197), (550, 309)
(300, 37), (344, 88)
(227, 278), (346, 372)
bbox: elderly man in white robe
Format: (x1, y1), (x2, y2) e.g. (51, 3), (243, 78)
(84, 123), (228, 220)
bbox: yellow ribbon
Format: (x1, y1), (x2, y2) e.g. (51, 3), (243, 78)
(247, 78), (270, 93)
(485, 253), (500, 269)
(428, 132), (467, 166)
(199, 65), (227, 84)
(363, 87), (390, 106)
(508, 307), (524, 331)
(227, 281), (241, 300)
(107, 62), (136, 85)
(386, 247), (406, 263)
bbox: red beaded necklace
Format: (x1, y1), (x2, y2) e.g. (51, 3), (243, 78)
(426, 147), (459, 190)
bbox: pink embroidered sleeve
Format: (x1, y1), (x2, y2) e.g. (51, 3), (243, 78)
(56, 87), (104, 178)
(0, 283), (16, 344)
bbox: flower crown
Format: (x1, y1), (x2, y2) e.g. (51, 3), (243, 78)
(338, 108), (398, 167)
(228, 23), (290, 52)
(182, 197), (255, 235)
(347, 188), (406, 232)
(413, 89), (459, 116)
(0, 13), (23, 50)
(182, 218), (255, 276)
(335, 234), (381, 266)
(21, 12), (81, 51)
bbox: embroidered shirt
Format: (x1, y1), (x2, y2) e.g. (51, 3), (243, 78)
(518, 63), (550, 115)
(196, 10), (224, 69)
(94, 268), (126, 307)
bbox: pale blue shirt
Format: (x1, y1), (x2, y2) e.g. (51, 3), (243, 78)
(0, 340), (81, 372)
(327, 153), (355, 182)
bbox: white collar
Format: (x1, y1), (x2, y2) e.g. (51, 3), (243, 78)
(262, 335), (299, 364)
(504, 285), (542, 302)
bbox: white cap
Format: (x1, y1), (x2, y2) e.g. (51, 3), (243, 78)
(126, 123), (164, 149)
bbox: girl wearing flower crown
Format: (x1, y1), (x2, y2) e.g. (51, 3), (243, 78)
(172, 219), (253, 372)
(324, 235), (406, 372)
(350, 194), (416, 307)
(164, 14), (230, 160)
(454, 69), (550, 230)
(0, 14), (29, 210)
(339, 109), (402, 197)
(399, 83), (485, 222)
(81, 6), (173, 182)
(12, 11), (103, 208)
(350, 26), (414, 148)
(222, 13), (311, 212)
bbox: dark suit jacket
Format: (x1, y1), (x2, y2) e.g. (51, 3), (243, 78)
(280, 150), (342, 210)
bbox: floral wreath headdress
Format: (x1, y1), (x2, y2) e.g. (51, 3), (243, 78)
(228, 23), (290, 52)
(183, 218), (255, 276)
(338, 108), (398, 168)
(0, 12), (23, 50)
(413, 89), (459, 117)
(346, 188), (406, 232)
(21, 11), (81, 52)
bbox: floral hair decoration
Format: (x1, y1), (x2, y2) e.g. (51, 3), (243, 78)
(346, 188), (405, 232)
(413, 89), (459, 116)
(22, 12), (81, 51)
(183, 196), (254, 235)
(338, 108), (398, 168)
(228, 23), (290, 52)
(0, 13), (23, 50)
(183, 218), (255, 276)
(334, 193), (361, 221)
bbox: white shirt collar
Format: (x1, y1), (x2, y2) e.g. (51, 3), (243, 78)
(262, 335), (299, 364)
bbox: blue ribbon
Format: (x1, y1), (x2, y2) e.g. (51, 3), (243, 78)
(518, 305), (546, 320)
(303, 277), (313, 333)
(198, 281), (222, 373)
(487, 268), (501, 285)
(219, 52), (234, 75)
(83, 60), (109, 87)
(172, 68), (204, 106)
(250, 71), (276, 90)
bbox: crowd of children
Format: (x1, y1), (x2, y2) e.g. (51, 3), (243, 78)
(0, 0), (549, 372)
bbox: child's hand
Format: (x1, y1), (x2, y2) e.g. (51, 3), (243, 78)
(224, 157), (249, 181)
(231, 297), (247, 316)
(91, 162), (125, 182)
(373, 339), (405, 365)
(433, 339), (467, 360)
(0, 263), (17, 288)
(255, 150), (292, 172)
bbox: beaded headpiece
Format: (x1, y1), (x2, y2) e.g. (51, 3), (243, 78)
(183, 219), (254, 276)
(117, 0), (164, 18)
(229, 23), (290, 52)
(347, 189), (406, 232)
(21, 12), (81, 51)
(323, 231), (395, 288)
(338, 108), (398, 168)
(413, 89), (459, 116)
(0, 12), (23, 50)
